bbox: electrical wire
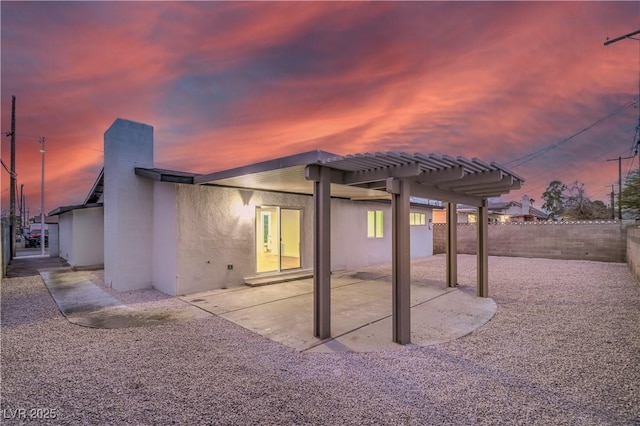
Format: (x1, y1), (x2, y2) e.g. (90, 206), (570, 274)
(504, 100), (636, 168)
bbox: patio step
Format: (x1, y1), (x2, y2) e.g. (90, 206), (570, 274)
(244, 269), (314, 287)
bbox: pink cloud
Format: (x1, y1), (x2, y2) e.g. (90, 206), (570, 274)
(1, 1), (639, 215)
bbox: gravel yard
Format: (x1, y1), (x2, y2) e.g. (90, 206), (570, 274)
(2, 255), (639, 425)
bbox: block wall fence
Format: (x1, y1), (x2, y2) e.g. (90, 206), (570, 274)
(433, 221), (628, 263)
(627, 227), (640, 283)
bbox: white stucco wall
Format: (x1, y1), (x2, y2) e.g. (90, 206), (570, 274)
(174, 185), (314, 295)
(58, 213), (73, 262)
(48, 224), (59, 257)
(410, 208), (433, 258)
(330, 200), (433, 271)
(104, 119), (153, 291)
(152, 182), (178, 295)
(71, 207), (104, 267)
(57, 207), (104, 267)
(331, 199), (391, 270)
(170, 185), (435, 295)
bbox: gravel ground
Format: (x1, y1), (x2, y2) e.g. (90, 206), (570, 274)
(1, 255), (639, 425)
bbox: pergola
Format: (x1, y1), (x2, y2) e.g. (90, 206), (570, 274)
(191, 150), (525, 345)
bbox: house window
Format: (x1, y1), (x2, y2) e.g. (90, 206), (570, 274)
(410, 212), (426, 226)
(367, 210), (384, 238)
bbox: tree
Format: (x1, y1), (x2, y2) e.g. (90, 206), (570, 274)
(590, 200), (612, 220)
(541, 180), (566, 218)
(621, 169), (640, 218)
(563, 181), (605, 220)
(541, 180), (610, 220)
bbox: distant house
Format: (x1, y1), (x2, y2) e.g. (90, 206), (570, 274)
(488, 195), (548, 222)
(432, 195), (549, 224)
(432, 205), (477, 224)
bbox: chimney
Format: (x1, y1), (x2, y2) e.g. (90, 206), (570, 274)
(521, 195), (531, 215)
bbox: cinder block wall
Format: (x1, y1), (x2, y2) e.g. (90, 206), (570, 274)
(627, 227), (640, 283)
(434, 222), (627, 263)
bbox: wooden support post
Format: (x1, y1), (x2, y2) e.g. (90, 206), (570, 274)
(477, 201), (489, 297)
(446, 203), (457, 288)
(313, 166), (331, 339)
(388, 177), (411, 345)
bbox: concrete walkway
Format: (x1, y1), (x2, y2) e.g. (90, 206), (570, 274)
(39, 268), (211, 328)
(181, 271), (496, 352)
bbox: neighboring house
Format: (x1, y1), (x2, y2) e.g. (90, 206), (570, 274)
(488, 195), (548, 222)
(432, 206), (477, 224)
(433, 196), (549, 224)
(48, 170), (104, 268)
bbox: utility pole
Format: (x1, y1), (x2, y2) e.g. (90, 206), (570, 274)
(606, 155), (634, 220)
(9, 95), (16, 259)
(40, 137), (46, 255)
(20, 184), (24, 229)
(605, 29), (640, 204)
(610, 184), (615, 220)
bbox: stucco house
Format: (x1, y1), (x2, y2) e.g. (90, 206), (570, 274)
(432, 195), (548, 224)
(488, 195), (548, 222)
(49, 118), (525, 344)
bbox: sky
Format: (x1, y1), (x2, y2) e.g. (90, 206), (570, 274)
(1, 1), (639, 218)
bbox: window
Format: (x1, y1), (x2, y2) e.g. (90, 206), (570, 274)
(367, 210), (384, 238)
(410, 212), (426, 226)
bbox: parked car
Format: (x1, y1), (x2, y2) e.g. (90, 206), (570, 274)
(26, 229), (48, 248)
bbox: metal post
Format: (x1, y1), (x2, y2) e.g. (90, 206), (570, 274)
(388, 177), (411, 345)
(477, 201), (489, 297)
(40, 137), (46, 255)
(312, 166), (331, 339)
(446, 203), (457, 288)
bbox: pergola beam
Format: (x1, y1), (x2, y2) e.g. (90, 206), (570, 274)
(410, 184), (485, 207)
(414, 166), (465, 184)
(464, 179), (521, 196)
(343, 162), (421, 185)
(437, 170), (504, 189)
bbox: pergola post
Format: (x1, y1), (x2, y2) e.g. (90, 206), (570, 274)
(446, 202), (458, 288)
(313, 166), (331, 338)
(477, 200), (489, 297)
(387, 177), (411, 345)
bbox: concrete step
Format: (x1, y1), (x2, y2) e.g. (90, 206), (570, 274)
(244, 269), (313, 287)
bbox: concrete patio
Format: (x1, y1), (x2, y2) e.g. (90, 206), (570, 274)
(35, 259), (496, 352)
(181, 271), (496, 352)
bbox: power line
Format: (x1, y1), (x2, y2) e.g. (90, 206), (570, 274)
(504, 100), (636, 168)
(510, 128), (637, 191)
(0, 158), (16, 177)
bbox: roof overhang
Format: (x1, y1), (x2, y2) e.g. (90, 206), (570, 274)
(135, 168), (200, 184)
(84, 168), (104, 204)
(48, 203), (104, 217)
(146, 150), (524, 207)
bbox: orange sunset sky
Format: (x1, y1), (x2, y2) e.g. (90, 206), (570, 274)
(1, 1), (639, 217)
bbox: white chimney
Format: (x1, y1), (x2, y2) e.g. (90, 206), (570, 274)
(521, 195), (531, 215)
